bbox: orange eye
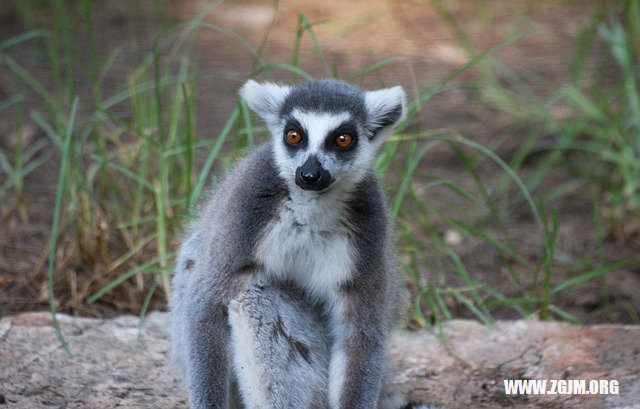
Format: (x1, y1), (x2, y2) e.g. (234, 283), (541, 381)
(286, 130), (302, 145)
(335, 134), (353, 148)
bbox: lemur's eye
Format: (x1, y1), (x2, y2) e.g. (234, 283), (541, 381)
(335, 134), (353, 148)
(285, 130), (302, 145)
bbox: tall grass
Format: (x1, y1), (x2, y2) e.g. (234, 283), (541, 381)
(419, 1), (640, 324)
(0, 0), (638, 351)
(565, 7), (640, 232)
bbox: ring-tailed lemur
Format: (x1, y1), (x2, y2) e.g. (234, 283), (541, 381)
(170, 79), (438, 409)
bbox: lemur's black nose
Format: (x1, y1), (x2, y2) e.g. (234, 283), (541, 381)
(300, 169), (320, 183)
(295, 155), (332, 191)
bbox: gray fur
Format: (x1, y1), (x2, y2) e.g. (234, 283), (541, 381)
(170, 145), (286, 408)
(280, 80), (368, 124)
(229, 282), (329, 409)
(170, 79), (417, 409)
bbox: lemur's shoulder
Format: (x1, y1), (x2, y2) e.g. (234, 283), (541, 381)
(345, 170), (391, 234)
(196, 144), (285, 224)
(188, 144), (288, 275)
(210, 144), (283, 203)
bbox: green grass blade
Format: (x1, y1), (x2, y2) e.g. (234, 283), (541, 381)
(551, 258), (640, 295)
(88, 253), (174, 303)
(392, 141), (439, 219)
(0, 152), (52, 196)
(298, 13), (331, 76)
(88, 154), (155, 191)
(423, 133), (543, 230)
(447, 288), (494, 326)
(198, 22), (261, 63)
(548, 304), (582, 324)
(137, 280), (159, 340)
(0, 147), (13, 175)
(182, 83), (194, 212)
(239, 99), (254, 147)
(3, 56), (56, 112)
(190, 107), (239, 206)
(0, 29), (47, 52)
(0, 94), (23, 112)
(346, 58), (400, 81)
(47, 97), (79, 355)
(250, 63), (315, 81)
(107, 234), (156, 273)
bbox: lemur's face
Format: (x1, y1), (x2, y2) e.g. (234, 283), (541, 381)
(240, 80), (406, 193)
(274, 109), (368, 192)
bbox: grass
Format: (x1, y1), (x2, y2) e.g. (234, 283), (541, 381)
(406, 0), (640, 326)
(46, 96), (78, 355)
(0, 0), (639, 351)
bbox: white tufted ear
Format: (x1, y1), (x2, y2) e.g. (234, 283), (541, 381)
(364, 86), (407, 140)
(239, 80), (291, 125)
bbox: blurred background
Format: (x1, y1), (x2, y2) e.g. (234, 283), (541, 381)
(0, 0), (639, 329)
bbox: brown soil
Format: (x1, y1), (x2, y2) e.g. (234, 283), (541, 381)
(0, 0), (638, 323)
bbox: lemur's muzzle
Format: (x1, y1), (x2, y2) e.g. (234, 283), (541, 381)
(295, 155), (332, 191)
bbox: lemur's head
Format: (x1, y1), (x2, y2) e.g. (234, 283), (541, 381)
(240, 79), (406, 193)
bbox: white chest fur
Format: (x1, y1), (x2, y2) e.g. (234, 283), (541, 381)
(254, 194), (355, 300)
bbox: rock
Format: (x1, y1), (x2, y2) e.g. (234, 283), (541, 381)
(0, 312), (638, 409)
(388, 320), (640, 409)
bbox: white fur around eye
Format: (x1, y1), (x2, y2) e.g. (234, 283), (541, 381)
(271, 110), (354, 190)
(290, 110), (351, 152)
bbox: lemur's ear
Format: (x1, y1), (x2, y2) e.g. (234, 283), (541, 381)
(364, 86), (407, 140)
(240, 80), (291, 125)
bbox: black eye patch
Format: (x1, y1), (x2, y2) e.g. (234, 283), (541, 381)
(282, 117), (308, 153)
(324, 121), (359, 157)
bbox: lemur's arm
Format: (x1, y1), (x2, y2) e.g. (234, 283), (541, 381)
(228, 282), (330, 409)
(328, 286), (389, 409)
(170, 233), (235, 409)
(184, 297), (231, 409)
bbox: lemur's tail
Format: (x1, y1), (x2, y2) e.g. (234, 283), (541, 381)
(379, 392), (446, 409)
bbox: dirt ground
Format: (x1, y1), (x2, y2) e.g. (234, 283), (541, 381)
(0, 0), (639, 323)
